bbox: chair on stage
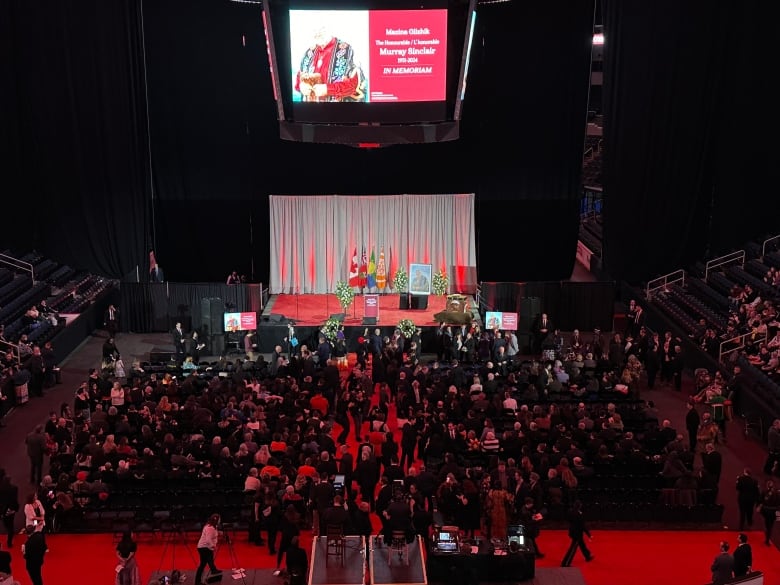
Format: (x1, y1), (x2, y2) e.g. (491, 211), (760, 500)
(388, 530), (409, 566)
(325, 524), (346, 567)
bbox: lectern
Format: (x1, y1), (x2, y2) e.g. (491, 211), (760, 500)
(364, 294), (379, 325)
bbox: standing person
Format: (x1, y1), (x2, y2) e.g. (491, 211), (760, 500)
(561, 500), (594, 566)
(735, 468), (760, 531)
(732, 533), (752, 578)
(194, 514), (222, 585)
(23, 493), (45, 533)
(22, 524), (46, 585)
(764, 419), (780, 475)
(710, 540), (734, 584)
(273, 505), (301, 577)
(517, 497), (545, 559)
(25, 426), (47, 486)
(285, 535), (308, 585)
(103, 304), (120, 339)
(148, 249), (164, 283)
(684, 400), (700, 452)
(172, 322), (186, 364)
(0, 475), (19, 547)
(115, 531), (141, 585)
(758, 480), (780, 546)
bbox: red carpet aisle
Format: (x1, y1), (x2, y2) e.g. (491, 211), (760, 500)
(7, 529), (780, 585)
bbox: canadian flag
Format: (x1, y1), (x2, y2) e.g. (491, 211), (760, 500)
(348, 247), (360, 287)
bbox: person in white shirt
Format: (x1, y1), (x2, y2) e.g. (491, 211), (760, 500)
(502, 391), (518, 412)
(195, 514), (222, 585)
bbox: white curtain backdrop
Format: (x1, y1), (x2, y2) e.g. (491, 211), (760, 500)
(269, 194), (477, 294)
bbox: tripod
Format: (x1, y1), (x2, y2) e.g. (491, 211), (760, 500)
(155, 522), (197, 584)
(220, 524), (249, 584)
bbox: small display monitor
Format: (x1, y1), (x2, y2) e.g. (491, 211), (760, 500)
(223, 312), (257, 332)
(507, 524), (526, 548)
(436, 530), (458, 552)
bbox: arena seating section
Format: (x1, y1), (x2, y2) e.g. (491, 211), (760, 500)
(644, 236), (780, 425)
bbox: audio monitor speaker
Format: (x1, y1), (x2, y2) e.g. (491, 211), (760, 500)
(200, 298), (224, 337)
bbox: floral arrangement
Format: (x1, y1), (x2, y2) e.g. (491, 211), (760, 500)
(392, 266), (408, 293)
(398, 318), (416, 339)
(432, 269), (449, 295)
(335, 280), (355, 310)
(321, 318), (341, 342)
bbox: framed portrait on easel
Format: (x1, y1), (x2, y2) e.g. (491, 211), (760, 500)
(409, 263), (432, 296)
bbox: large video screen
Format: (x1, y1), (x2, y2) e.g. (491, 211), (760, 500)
(263, 0), (475, 127)
(289, 9), (448, 104)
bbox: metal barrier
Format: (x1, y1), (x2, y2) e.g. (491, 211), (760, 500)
(0, 253), (35, 283)
(704, 250), (744, 281)
(645, 269), (685, 300)
(761, 233), (780, 258)
(719, 330), (768, 363)
(0, 340), (21, 364)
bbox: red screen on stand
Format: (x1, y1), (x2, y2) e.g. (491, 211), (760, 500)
(224, 312), (257, 332)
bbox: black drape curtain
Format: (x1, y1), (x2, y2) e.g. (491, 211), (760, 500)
(480, 281), (614, 332)
(601, 1), (777, 285)
(3, 0), (595, 286)
(0, 0), (151, 278)
(120, 282), (258, 333)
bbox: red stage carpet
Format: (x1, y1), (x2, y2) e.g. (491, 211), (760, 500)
(8, 529), (779, 585)
(265, 293), (471, 327)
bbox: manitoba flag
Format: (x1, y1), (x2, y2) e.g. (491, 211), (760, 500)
(376, 247), (387, 290)
(348, 247), (360, 287)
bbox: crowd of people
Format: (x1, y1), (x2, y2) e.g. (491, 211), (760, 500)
(1, 296), (779, 583)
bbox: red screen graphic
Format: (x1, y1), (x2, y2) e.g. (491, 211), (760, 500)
(224, 312), (257, 332)
(368, 10), (448, 102)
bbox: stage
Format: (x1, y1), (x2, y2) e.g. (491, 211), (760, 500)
(255, 293), (481, 354)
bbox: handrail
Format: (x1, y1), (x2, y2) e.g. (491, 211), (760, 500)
(761, 233), (780, 258)
(0, 340), (21, 364)
(0, 253), (35, 283)
(719, 330), (768, 363)
(704, 250), (744, 281)
(645, 269), (685, 300)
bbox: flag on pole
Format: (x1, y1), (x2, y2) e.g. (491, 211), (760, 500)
(387, 246), (393, 290)
(376, 247), (387, 290)
(367, 249), (377, 288)
(348, 247), (360, 287)
(358, 247), (368, 288)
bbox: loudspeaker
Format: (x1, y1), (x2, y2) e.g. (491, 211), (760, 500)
(269, 313), (286, 323)
(209, 334), (225, 357)
(201, 298), (224, 336)
(410, 295), (428, 310)
(362, 317), (377, 326)
(518, 297), (541, 333)
(399, 294), (410, 310)
(329, 313), (346, 321)
(205, 574), (223, 584)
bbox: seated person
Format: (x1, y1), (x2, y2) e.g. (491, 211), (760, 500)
(382, 488), (414, 543)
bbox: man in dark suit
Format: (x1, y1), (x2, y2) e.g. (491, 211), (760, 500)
(321, 495), (349, 533)
(172, 322), (186, 363)
(23, 524), (47, 585)
(710, 540), (734, 584)
(732, 533), (752, 577)
(0, 474), (19, 547)
(532, 313), (553, 355)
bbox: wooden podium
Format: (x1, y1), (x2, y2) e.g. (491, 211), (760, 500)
(446, 294), (468, 313)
